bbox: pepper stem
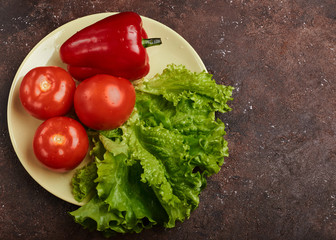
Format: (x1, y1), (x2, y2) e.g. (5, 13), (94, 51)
(142, 38), (162, 48)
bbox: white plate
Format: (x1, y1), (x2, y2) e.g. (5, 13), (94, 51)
(7, 12), (206, 206)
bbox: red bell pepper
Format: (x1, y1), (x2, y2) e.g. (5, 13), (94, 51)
(59, 12), (161, 81)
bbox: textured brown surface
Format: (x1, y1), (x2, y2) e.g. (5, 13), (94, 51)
(1, 0), (336, 239)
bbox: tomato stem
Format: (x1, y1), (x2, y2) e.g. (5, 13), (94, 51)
(52, 134), (65, 145)
(40, 78), (52, 92)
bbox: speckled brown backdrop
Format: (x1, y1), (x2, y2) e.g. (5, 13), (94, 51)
(1, 0), (335, 239)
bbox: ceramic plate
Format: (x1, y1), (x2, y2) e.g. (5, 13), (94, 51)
(7, 12), (206, 206)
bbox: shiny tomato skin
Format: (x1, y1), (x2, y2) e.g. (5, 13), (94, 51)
(74, 74), (136, 130)
(19, 66), (76, 120)
(33, 116), (89, 171)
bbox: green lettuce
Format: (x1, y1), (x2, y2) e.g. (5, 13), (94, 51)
(70, 64), (233, 236)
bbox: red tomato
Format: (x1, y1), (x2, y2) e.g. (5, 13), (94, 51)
(74, 74), (136, 130)
(19, 66), (76, 120)
(33, 116), (89, 171)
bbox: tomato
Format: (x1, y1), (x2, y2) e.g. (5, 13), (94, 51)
(33, 116), (89, 171)
(19, 66), (76, 120)
(74, 74), (136, 130)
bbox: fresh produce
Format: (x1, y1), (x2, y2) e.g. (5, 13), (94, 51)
(33, 116), (89, 171)
(18, 11), (234, 236)
(70, 64), (233, 236)
(19, 66), (76, 120)
(74, 74), (136, 130)
(60, 12), (162, 81)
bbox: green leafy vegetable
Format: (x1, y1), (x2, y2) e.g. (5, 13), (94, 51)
(70, 64), (233, 236)
(71, 162), (97, 202)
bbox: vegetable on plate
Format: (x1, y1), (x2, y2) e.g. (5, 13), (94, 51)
(33, 116), (89, 172)
(74, 74), (136, 130)
(19, 66), (76, 120)
(70, 64), (234, 236)
(60, 12), (162, 81)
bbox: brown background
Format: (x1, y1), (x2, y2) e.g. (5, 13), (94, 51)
(1, 0), (336, 239)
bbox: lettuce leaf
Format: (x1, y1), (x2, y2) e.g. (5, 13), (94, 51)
(70, 64), (233, 236)
(71, 162), (97, 202)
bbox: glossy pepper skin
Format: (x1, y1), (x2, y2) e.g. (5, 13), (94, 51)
(60, 12), (161, 81)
